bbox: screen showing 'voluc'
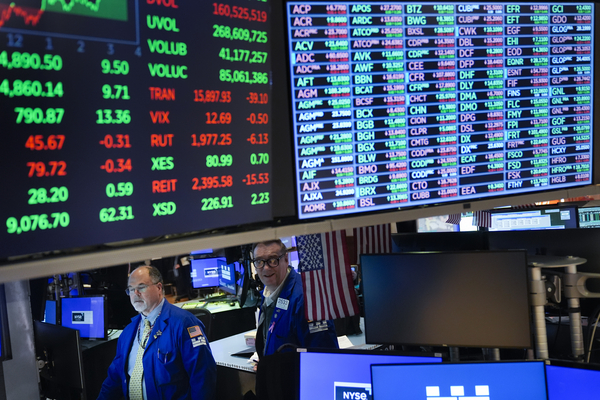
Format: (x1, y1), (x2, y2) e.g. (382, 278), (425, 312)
(0, 0), (272, 259)
(286, 2), (594, 219)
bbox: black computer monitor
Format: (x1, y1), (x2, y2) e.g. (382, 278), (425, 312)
(545, 359), (600, 400)
(299, 349), (442, 400)
(34, 320), (86, 399)
(191, 257), (226, 289)
(361, 251), (532, 349)
(60, 295), (107, 340)
(371, 361), (547, 400)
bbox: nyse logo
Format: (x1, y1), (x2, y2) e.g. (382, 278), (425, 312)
(427, 385), (490, 400)
(71, 310), (93, 325)
(334, 382), (371, 400)
(73, 312), (85, 322)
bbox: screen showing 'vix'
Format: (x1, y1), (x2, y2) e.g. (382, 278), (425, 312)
(287, 2), (594, 219)
(0, 0), (272, 258)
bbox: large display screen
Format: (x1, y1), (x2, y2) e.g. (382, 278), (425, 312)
(286, 2), (595, 219)
(0, 0), (272, 259)
(361, 251), (532, 348)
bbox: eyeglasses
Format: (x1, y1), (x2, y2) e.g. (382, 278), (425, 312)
(125, 283), (158, 296)
(253, 254), (286, 270)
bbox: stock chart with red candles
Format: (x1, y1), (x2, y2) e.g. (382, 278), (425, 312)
(0, 0), (272, 259)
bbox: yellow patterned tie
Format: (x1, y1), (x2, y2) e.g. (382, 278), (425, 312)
(129, 319), (151, 400)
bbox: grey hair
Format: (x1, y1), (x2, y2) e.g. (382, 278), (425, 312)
(252, 239), (287, 257)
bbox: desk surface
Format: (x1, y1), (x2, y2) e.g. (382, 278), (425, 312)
(174, 298), (240, 314)
(210, 318), (372, 373)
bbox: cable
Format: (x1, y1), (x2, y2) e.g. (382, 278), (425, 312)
(586, 308), (600, 363)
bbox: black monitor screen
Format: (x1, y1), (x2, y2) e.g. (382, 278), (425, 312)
(0, 0), (273, 259)
(285, 2), (594, 220)
(361, 251), (532, 348)
(191, 257), (226, 289)
(489, 206), (578, 231)
(34, 320), (85, 391)
(60, 295), (107, 340)
(578, 206), (600, 228)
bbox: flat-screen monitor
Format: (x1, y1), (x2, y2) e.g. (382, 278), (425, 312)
(191, 257), (226, 289)
(285, 2), (594, 220)
(34, 320), (86, 396)
(361, 251), (531, 348)
(489, 206), (578, 231)
(545, 359), (600, 400)
(60, 295), (107, 340)
(218, 261), (238, 295)
(43, 299), (58, 325)
(299, 349), (442, 400)
(371, 361), (548, 400)
(578, 206), (600, 228)
(0, 0), (273, 260)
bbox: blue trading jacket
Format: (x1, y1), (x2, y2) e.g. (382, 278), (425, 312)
(97, 301), (216, 400)
(257, 268), (338, 357)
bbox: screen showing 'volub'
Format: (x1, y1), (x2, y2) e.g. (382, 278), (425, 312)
(286, 2), (594, 219)
(0, 0), (272, 259)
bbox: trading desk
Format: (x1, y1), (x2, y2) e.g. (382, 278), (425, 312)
(174, 299), (257, 341)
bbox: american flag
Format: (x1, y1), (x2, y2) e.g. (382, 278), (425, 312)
(446, 214), (462, 225)
(473, 210), (492, 228)
(297, 230), (359, 321)
(353, 224), (392, 259)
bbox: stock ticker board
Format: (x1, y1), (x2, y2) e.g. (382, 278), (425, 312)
(287, 2), (594, 219)
(0, 0), (272, 258)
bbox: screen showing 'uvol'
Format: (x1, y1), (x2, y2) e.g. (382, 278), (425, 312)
(287, 2), (594, 219)
(0, 0), (272, 258)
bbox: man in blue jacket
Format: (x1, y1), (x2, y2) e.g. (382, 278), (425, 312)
(253, 239), (338, 357)
(97, 265), (216, 400)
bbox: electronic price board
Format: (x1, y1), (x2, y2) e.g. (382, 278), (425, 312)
(286, 2), (594, 219)
(0, 0), (272, 259)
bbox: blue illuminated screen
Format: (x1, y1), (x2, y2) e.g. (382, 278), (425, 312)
(191, 257), (226, 289)
(546, 364), (600, 400)
(60, 296), (106, 340)
(286, 2), (594, 220)
(43, 300), (58, 325)
(371, 361), (547, 400)
(299, 351), (442, 400)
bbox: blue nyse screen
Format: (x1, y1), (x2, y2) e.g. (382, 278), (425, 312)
(299, 351), (441, 400)
(286, 2), (594, 219)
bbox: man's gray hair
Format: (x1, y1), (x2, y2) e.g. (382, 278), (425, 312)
(252, 239), (287, 257)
